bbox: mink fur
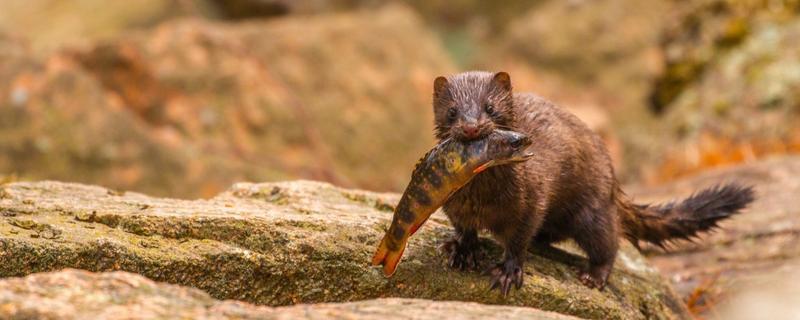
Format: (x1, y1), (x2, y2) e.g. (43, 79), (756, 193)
(432, 71), (755, 294)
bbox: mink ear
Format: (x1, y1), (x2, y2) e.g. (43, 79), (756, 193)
(433, 76), (449, 97)
(492, 71), (512, 92)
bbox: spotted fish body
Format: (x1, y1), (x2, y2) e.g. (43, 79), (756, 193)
(371, 129), (533, 276)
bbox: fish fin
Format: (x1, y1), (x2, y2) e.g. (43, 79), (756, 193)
(371, 234), (390, 266)
(407, 215), (431, 236)
(371, 234), (407, 277)
(473, 160), (495, 174)
(382, 243), (406, 276)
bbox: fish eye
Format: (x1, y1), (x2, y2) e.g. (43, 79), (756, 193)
(485, 103), (495, 115)
(447, 107), (457, 120)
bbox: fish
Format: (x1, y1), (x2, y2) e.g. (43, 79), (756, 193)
(371, 129), (534, 276)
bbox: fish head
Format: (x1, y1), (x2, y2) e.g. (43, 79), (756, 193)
(473, 129), (533, 173)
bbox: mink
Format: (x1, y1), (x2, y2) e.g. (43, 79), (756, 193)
(432, 71), (755, 295)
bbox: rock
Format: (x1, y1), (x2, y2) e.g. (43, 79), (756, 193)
(487, 0), (671, 117)
(650, 0), (800, 113)
(641, 18), (800, 185)
(499, 0), (668, 93)
(623, 1), (800, 185)
(0, 0), (215, 52)
(207, 0), (289, 20)
(0, 37), (195, 197)
(716, 264), (800, 320)
(481, 0), (800, 186)
(0, 5), (453, 197)
(0, 269), (579, 320)
(631, 156), (800, 314)
(264, 0), (542, 35)
(0, 180), (689, 319)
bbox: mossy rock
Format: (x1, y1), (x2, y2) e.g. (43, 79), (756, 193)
(0, 269), (582, 319)
(650, 0), (800, 112)
(0, 180), (689, 319)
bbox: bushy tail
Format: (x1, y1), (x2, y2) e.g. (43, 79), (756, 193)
(619, 183), (755, 249)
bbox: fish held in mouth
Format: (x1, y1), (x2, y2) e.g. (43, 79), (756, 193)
(371, 129), (533, 276)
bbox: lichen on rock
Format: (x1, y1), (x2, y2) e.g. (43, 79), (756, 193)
(0, 180), (689, 319)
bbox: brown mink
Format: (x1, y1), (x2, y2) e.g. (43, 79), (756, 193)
(432, 71), (754, 295)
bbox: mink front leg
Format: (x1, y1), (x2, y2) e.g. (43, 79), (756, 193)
(488, 214), (540, 296)
(488, 248), (524, 296)
(440, 225), (480, 271)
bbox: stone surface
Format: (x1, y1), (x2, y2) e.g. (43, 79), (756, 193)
(650, 0), (800, 112)
(0, 0), (214, 52)
(0, 269), (580, 320)
(0, 5), (452, 198)
(631, 156), (800, 314)
(0, 180), (689, 320)
(716, 264), (800, 320)
(620, 1), (800, 184)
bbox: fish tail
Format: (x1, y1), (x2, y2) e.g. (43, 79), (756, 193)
(371, 234), (407, 277)
(371, 234), (390, 266)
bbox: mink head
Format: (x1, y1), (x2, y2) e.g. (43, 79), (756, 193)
(432, 71), (515, 141)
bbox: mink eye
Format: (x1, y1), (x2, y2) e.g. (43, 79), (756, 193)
(485, 103), (495, 115)
(447, 107), (457, 120)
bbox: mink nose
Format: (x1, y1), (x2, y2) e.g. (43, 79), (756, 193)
(461, 123), (479, 139)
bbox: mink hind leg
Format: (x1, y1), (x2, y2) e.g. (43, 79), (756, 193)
(440, 225), (480, 271)
(572, 206), (619, 290)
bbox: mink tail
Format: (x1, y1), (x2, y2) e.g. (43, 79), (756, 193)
(618, 183), (755, 250)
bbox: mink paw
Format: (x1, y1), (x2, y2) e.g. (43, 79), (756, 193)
(487, 259), (523, 296)
(440, 239), (479, 271)
(578, 269), (608, 290)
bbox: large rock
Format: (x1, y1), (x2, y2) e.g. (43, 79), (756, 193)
(0, 5), (452, 197)
(0, 269), (579, 320)
(631, 156), (800, 314)
(499, 0), (668, 95)
(650, 0), (800, 112)
(0, 180), (689, 319)
(616, 1), (800, 184)
(0, 0), (215, 52)
(716, 264), (800, 320)
(481, 0), (800, 185)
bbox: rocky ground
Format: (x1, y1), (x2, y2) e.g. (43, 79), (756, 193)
(632, 156), (800, 314)
(0, 269), (579, 320)
(3, 156), (799, 319)
(0, 179), (689, 319)
(2, 0), (800, 319)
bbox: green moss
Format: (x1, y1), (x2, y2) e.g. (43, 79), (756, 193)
(341, 191), (396, 212)
(74, 210), (97, 222)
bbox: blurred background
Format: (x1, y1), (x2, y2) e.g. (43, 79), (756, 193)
(1, 0), (799, 199)
(2, 1), (800, 318)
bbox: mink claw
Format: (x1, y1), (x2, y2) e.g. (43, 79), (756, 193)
(578, 270), (607, 291)
(441, 238), (480, 271)
(487, 260), (524, 296)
